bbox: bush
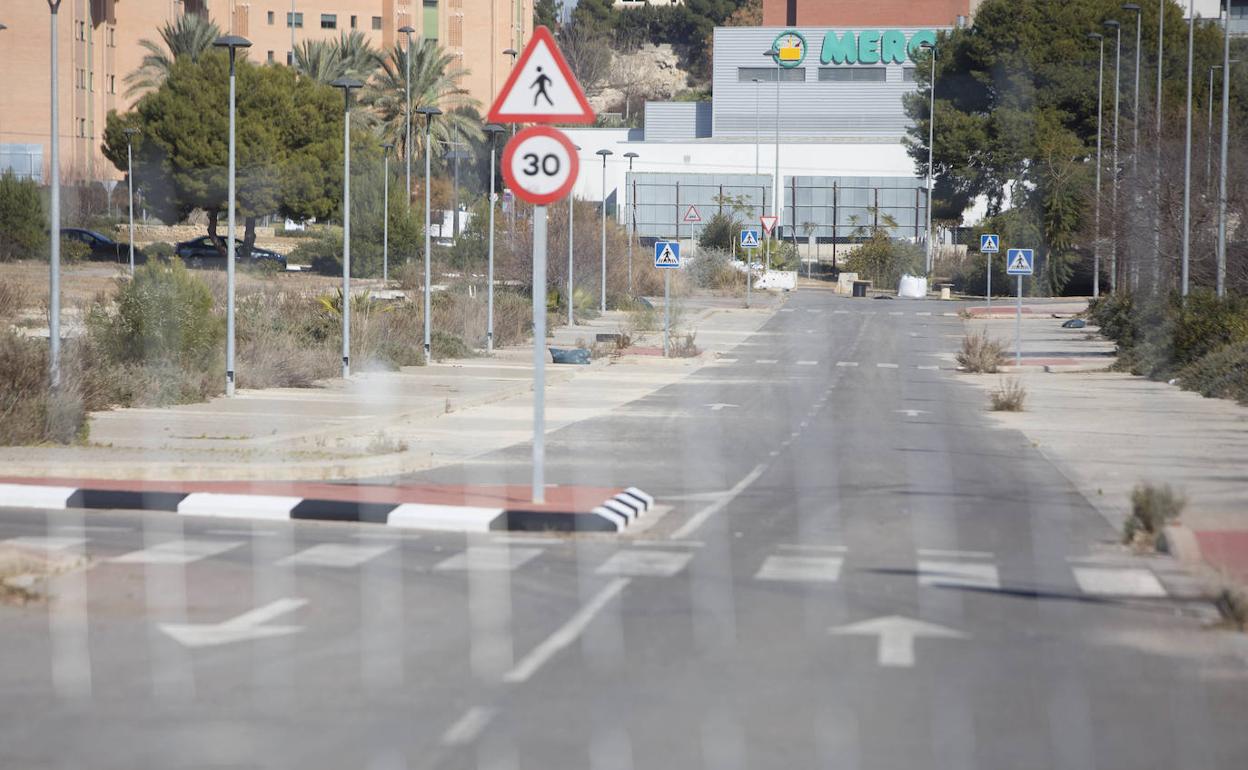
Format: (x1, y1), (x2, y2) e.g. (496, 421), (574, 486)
(957, 331), (1007, 373)
(688, 248), (745, 292)
(87, 260), (223, 368)
(144, 241), (175, 260)
(1122, 483), (1186, 549)
(989, 377), (1026, 411)
(0, 172), (47, 261)
(845, 232), (923, 289)
(1178, 341), (1248, 404)
(59, 237), (90, 264)
(698, 212), (743, 253)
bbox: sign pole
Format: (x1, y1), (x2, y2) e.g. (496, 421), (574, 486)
(664, 270), (671, 358)
(532, 205), (548, 504)
(1015, 274), (1022, 367)
(747, 247), (752, 308)
(987, 254), (992, 310)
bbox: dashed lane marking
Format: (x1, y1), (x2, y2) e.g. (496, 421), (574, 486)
(595, 549), (692, 577)
(877, 363), (899, 369)
(917, 560), (1001, 590)
(1072, 567), (1167, 597)
(797, 360), (818, 366)
(755, 554), (844, 583)
(434, 546), (543, 572)
(109, 538), (244, 565)
(836, 361), (859, 367)
(503, 577), (631, 683)
(276, 543), (394, 568)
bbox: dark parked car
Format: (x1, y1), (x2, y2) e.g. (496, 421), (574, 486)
(175, 236), (287, 270)
(61, 228), (147, 265)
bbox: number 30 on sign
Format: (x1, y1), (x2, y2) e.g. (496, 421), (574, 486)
(501, 126), (579, 205)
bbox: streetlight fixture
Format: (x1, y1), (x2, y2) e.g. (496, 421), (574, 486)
(919, 40), (938, 275)
(123, 128), (139, 275)
(763, 50), (782, 265)
(1215, 3), (1233, 297)
(213, 34), (252, 397)
(1088, 32), (1106, 299)
(399, 25), (416, 211)
(568, 143), (581, 328)
(484, 123), (507, 352)
(623, 151), (639, 294)
(1103, 18), (1122, 292)
(596, 149), (613, 313)
(503, 48), (518, 138)
(381, 142), (392, 283)
(46, 1), (64, 389)
(331, 77), (364, 379)
(1123, 3), (1141, 290)
(1181, 1), (1194, 296)
(415, 105), (441, 359)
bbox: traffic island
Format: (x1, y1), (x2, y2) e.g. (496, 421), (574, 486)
(0, 479), (654, 534)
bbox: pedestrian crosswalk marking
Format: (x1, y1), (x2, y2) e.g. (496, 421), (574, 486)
(917, 560), (1000, 590)
(877, 363), (899, 368)
(796, 360), (818, 366)
(1072, 567), (1166, 597)
(276, 543), (393, 568)
(755, 554), (843, 583)
(109, 538), (244, 565)
(434, 546), (543, 572)
(595, 549), (690, 577)
(836, 361), (858, 367)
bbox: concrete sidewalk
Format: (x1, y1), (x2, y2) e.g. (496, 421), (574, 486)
(959, 305), (1248, 586)
(0, 292), (782, 483)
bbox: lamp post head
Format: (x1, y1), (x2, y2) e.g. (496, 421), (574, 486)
(623, 151), (638, 159)
(414, 105), (442, 127)
(398, 25), (415, 35)
(919, 41), (935, 50)
(381, 142), (394, 153)
(1087, 32), (1103, 41)
(1122, 3), (1140, 12)
(213, 35), (252, 69)
(484, 122), (507, 137)
(1103, 19), (1120, 30)
(123, 127), (139, 137)
(503, 48), (518, 59)
(330, 77), (364, 108)
(596, 149), (613, 166)
(0, 23), (8, 32)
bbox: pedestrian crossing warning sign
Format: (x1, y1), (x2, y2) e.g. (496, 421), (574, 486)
(740, 228), (760, 249)
(654, 241), (681, 269)
(486, 26), (596, 125)
(1006, 248), (1034, 275)
(980, 233), (1000, 253)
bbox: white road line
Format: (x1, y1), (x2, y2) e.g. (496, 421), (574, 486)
(755, 554), (843, 583)
(206, 528), (278, 537)
(503, 577), (631, 683)
(756, 359), (779, 364)
(834, 310), (850, 314)
(276, 543), (393, 568)
(777, 543), (848, 553)
(889, 311), (904, 316)
(109, 538), (243, 565)
(714, 358), (739, 364)
(1072, 567), (1167, 597)
(918, 560), (1001, 590)
(877, 363), (899, 369)
(628, 539), (704, 549)
(3, 535), (85, 551)
(917, 548), (994, 560)
(916, 365), (940, 371)
(796, 360), (818, 366)
(440, 706), (497, 746)
(490, 535), (564, 546)
(780, 308), (795, 313)
(435, 546), (543, 572)
(671, 464), (767, 539)
(596, 549), (691, 577)
(916, 311), (932, 316)
(836, 361), (858, 367)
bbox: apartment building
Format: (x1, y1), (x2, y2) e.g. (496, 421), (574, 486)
(0, 0), (532, 184)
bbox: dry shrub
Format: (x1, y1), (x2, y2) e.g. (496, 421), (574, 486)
(0, 281), (25, 321)
(1213, 586), (1247, 631)
(669, 331), (701, 358)
(1122, 483), (1186, 549)
(958, 331), (1008, 373)
(989, 377), (1026, 411)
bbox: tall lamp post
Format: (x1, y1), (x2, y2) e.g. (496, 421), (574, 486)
(1104, 18), (1122, 292)
(399, 25), (415, 211)
(596, 149), (613, 313)
(568, 144), (580, 328)
(47, 1), (63, 389)
(1124, 3), (1141, 289)
(484, 123), (506, 352)
(1207, 64), (1223, 188)
(623, 151), (639, 295)
(381, 142), (392, 283)
(1153, 0), (1165, 280)
(1181, 1), (1194, 296)
(763, 50), (782, 262)
(123, 128), (139, 275)
(331, 78), (363, 379)
(920, 40), (938, 275)
(503, 48), (518, 138)
(415, 105), (441, 359)
(1215, 1), (1232, 297)
(213, 34), (252, 397)
(1089, 32), (1106, 299)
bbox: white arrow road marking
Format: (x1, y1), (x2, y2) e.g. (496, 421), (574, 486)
(829, 615), (968, 667)
(706, 403), (739, 411)
(896, 409), (929, 417)
(158, 597), (307, 648)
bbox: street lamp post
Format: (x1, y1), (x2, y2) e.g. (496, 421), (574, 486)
(381, 142), (392, 283)
(1181, 1), (1194, 296)
(920, 41), (938, 275)
(1089, 32), (1106, 300)
(503, 48), (518, 138)
(1153, 0), (1165, 283)
(596, 149), (613, 313)
(399, 26), (415, 212)
(47, 1), (63, 389)
(623, 152), (638, 294)
(1216, 2), (1232, 297)
(124, 128), (139, 275)
(415, 106), (441, 359)
(1104, 19), (1121, 292)
(1207, 65), (1221, 189)
(568, 144), (580, 328)
(1124, 3), (1141, 289)
(485, 123), (506, 352)
(763, 50), (782, 265)
(213, 35), (252, 397)
(331, 78), (364, 379)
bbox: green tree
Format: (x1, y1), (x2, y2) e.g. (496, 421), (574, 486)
(293, 31), (381, 85)
(535, 0), (560, 29)
(0, 172), (47, 261)
(124, 13), (221, 97)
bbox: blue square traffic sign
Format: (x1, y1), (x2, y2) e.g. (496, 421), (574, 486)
(980, 233), (1000, 253)
(1005, 248), (1034, 275)
(654, 240), (681, 269)
(739, 228), (761, 249)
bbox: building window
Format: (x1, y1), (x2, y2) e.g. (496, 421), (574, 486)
(818, 67), (887, 82)
(372, 16), (382, 30)
(350, 15), (358, 29)
(1229, 0), (1247, 17)
(267, 50), (275, 63)
(287, 51), (294, 65)
(107, 75), (116, 94)
(267, 11), (275, 25)
(76, 21), (85, 41)
(321, 14), (337, 29)
(287, 12), (303, 28)
(737, 67), (805, 83)
(107, 27), (116, 47)
(902, 68), (916, 82)
(77, 118), (87, 137)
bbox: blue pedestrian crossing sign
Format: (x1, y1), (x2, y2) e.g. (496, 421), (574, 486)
(1006, 248), (1034, 275)
(739, 228), (761, 249)
(654, 240), (681, 269)
(980, 233), (1000, 253)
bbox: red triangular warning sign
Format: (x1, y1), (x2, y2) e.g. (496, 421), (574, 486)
(487, 26), (596, 125)
(682, 205), (702, 224)
(760, 215), (778, 235)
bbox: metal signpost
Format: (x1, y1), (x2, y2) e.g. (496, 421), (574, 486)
(760, 214), (778, 270)
(1006, 248), (1035, 367)
(741, 228), (760, 308)
(683, 204), (702, 255)
(979, 233), (999, 309)
(654, 241), (682, 356)
(489, 25), (595, 504)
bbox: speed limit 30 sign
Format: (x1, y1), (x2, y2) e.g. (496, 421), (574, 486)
(502, 126), (579, 205)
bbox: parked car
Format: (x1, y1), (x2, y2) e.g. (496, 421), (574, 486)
(174, 236), (287, 270)
(61, 228), (147, 265)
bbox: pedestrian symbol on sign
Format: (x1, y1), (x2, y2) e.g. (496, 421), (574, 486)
(740, 228), (760, 249)
(1006, 248), (1034, 275)
(531, 67), (554, 106)
(654, 241), (681, 269)
(980, 233), (999, 253)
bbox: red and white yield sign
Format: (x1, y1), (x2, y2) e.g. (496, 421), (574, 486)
(502, 126), (580, 205)
(487, 26), (595, 125)
(760, 214), (779, 235)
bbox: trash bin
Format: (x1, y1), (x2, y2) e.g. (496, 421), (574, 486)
(852, 280), (871, 298)
(939, 284), (953, 300)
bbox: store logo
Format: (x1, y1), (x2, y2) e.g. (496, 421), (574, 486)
(770, 30), (807, 68)
(819, 29), (937, 65)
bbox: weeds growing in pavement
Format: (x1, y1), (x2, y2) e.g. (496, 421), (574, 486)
(1213, 586), (1248, 632)
(989, 377), (1027, 411)
(1122, 483), (1186, 550)
(669, 331), (701, 358)
(958, 331), (1008, 373)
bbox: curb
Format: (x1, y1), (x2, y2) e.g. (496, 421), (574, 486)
(0, 482), (655, 534)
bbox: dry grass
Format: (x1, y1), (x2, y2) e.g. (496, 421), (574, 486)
(1122, 483), (1187, 550)
(669, 331), (701, 358)
(989, 377), (1027, 411)
(958, 331), (1008, 373)
(1213, 586), (1248, 631)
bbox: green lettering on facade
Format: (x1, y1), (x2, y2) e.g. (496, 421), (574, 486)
(857, 30), (882, 64)
(881, 30), (908, 64)
(907, 29), (938, 59)
(820, 30), (858, 65)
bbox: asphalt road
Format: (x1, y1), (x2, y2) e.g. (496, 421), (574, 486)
(2, 288), (1246, 769)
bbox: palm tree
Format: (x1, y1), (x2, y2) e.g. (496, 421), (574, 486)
(293, 31), (380, 85)
(124, 13), (221, 97)
(361, 40), (483, 167)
